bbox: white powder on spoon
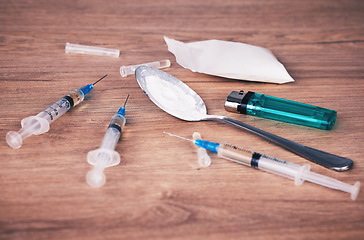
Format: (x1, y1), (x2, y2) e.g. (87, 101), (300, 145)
(145, 75), (205, 120)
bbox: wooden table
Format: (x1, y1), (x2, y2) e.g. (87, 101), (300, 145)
(1, 0), (363, 239)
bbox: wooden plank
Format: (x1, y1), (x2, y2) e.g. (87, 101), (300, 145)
(0, 0), (363, 239)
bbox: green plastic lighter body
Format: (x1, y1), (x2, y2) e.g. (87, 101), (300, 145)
(225, 91), (337, 130)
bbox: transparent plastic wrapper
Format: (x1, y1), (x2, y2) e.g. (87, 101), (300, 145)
(65, 42), (120, 57)
(164, 36), (294, 84)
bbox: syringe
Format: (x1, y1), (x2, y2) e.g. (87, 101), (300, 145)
(86, 95), (129, 188)
(164, 132), (361, 200)
(6, 74), (107, 149)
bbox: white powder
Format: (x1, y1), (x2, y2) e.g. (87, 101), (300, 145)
(145, 75), (205, 120)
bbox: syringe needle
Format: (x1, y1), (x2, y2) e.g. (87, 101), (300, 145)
(163, 132), (193, 142)
(93, 74), (108, 85)
(123, 94), (130, 107)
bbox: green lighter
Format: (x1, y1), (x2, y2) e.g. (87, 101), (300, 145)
(224, 91), (337, 130)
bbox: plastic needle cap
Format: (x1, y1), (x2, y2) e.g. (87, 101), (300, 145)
(65, 42), (120, 57)
(193, 132), (211, 167)
(120, 60), (171, 77)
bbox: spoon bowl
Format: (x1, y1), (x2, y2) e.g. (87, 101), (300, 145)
(135, 66), (207, 121)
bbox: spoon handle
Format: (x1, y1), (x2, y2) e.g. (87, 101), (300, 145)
(207, 115), (353, 171)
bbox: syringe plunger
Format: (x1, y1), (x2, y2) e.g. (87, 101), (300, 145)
(6, 116), (50, 149)
(86, 147), (121, 188)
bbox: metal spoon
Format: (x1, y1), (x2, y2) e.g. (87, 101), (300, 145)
(135, 66), (353, 171)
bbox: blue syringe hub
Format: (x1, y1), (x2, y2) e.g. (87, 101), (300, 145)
(117, 107), (126, 117)
(79, 74), (107, 96)
(194, 139), (220, 153)
(80, 84), (94, 96)
(116, 94), (129, 117)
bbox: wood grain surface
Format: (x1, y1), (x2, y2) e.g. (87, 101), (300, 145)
(1, 0), (364, 239)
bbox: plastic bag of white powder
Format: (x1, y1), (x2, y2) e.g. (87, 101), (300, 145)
(164, 36), (294, 84)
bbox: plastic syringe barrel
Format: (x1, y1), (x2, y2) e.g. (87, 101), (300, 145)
(99, 111), (126, 151)
(216, 142), (360, 200)
(37, 88), (86, 123)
